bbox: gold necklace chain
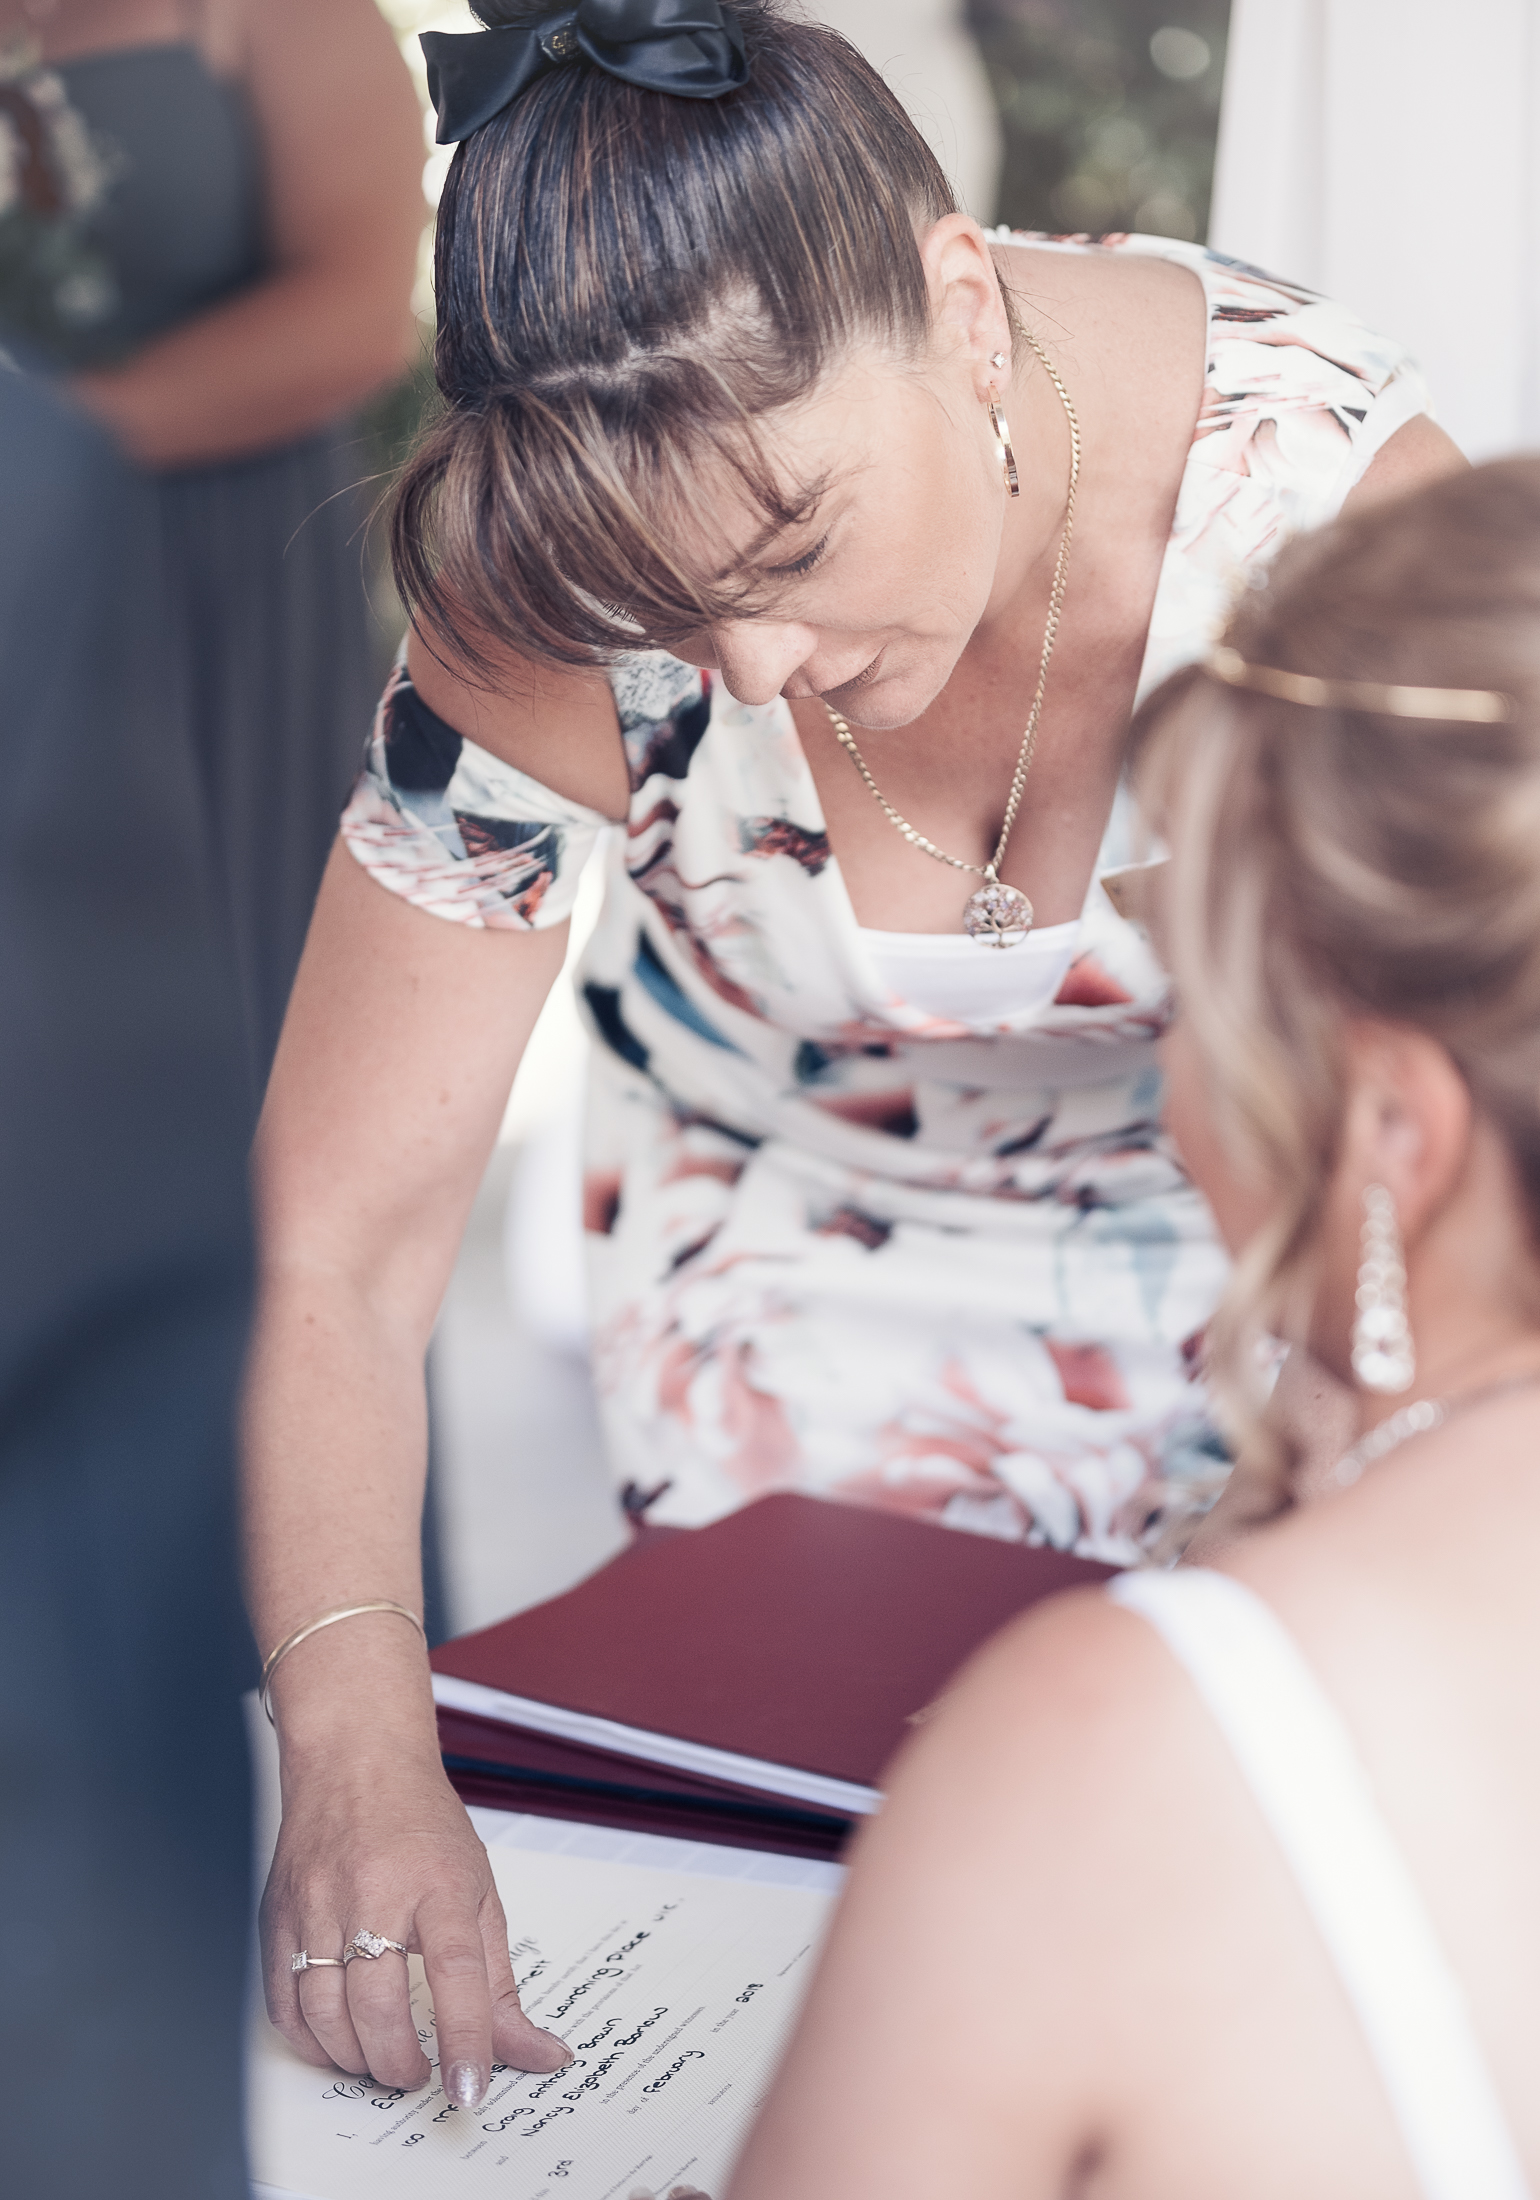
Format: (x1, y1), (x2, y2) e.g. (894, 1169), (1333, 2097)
(821, 329), (1080, 945)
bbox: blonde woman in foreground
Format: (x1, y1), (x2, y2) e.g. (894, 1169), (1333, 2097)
(729, 459), (1540, 2200)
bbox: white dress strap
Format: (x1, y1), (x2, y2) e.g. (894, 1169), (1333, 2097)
(1109, 1568), (1532, 2200)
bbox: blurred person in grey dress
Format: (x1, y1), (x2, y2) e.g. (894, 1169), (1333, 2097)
(0, 0), (424, 1090)
(0, 367), (254, 2197)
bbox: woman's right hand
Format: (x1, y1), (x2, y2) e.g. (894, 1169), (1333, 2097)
(258, 1626), (571, 2105)
(260, 1735), (573, 2103)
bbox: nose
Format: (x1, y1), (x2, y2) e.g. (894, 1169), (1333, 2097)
(708, 620), (817, 707)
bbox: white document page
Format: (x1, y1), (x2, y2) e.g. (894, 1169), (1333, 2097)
(250, 1810), (842, 2200)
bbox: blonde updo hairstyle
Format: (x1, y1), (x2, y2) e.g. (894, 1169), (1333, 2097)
(1133, 456), (1540, 1487)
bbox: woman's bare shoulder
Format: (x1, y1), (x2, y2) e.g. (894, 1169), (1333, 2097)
(731, 1585), (1249, 2197)
(909, 1580), (1194, 1807)
(1000, 237), (1207, 460)
(1001, 237), (1207, 347)
(869, 1581), (1228, 1972)
(232, 0), (409, 68)
(406, 629), (632, 822)
(1345, 413), (1468, 511)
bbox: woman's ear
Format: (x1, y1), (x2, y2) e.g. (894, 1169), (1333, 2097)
(915, 214), (1011, 390)
(1333, 1024), (1473, 1247)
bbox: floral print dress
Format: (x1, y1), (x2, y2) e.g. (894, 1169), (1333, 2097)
(342, 236), (1432, 1562)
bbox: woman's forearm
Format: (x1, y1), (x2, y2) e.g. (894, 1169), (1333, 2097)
(243, 1261), (439, 1751)
(247, 1266), (573, 2093)
(70, 264), (421, 470)
(244, 849), (567, 1718)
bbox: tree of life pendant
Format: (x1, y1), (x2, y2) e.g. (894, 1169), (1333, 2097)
(963, 877), (1033, 947)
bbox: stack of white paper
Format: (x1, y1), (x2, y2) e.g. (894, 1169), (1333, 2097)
(250, 1810), (841, 2200)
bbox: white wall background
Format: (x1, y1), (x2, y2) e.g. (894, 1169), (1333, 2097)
(1210, 0), (1540, 460)
(813, 1), (1001, 219)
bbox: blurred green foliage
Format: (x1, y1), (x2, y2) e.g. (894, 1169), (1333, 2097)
(968, 0), (1231, 239)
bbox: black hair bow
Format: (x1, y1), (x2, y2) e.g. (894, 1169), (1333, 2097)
(422, 0), (749, 144)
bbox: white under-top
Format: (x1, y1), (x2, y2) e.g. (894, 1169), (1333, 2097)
(1111, 1568), (1533, 2200)
(858, 918), (1082, 1023)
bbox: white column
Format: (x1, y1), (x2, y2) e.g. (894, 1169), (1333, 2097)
(1210, 0), (1540, 459)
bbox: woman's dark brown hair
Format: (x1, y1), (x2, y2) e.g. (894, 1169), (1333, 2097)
(391, 1), (961, 673)
(1133, 456), (1540, 1474)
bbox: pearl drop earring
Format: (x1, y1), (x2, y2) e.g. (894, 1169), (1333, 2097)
(1351, 1182), (1416, 1394)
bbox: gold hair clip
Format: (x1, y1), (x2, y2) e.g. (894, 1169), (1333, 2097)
(1206, 644), (1511, 724)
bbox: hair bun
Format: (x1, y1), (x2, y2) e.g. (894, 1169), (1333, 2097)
(425, 1), (749, 144)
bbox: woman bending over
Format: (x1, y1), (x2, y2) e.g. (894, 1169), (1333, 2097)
(247, 0), (1460, 2100)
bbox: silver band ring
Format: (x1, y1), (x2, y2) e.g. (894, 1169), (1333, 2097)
(345, 1929), (408, 1964)
(291, 1950), (347, 1973)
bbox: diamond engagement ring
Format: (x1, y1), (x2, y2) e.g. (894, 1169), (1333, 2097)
(345, 1929), (408, 1964)
(291, 1950), (346, 1973)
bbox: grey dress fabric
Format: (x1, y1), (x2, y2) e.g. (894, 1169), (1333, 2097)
(2, 42), (379, 1089)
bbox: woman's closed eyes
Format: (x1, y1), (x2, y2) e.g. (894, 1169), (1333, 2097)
(764, 532), (830, 581)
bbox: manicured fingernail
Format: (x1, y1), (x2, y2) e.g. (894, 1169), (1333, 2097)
(447, 2059), (487, 2109)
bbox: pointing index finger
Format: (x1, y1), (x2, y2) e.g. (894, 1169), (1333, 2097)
(479, 1880), (575, 2076)
(416, 1889), (498, 2108)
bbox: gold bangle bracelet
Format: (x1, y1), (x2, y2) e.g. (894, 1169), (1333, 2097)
(260, 1600), (426, 1725)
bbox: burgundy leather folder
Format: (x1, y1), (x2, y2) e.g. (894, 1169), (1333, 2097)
(433, 1493), (1116, 1857)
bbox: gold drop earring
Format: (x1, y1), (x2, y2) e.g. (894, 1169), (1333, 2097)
(987, 349), (1020, 498)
